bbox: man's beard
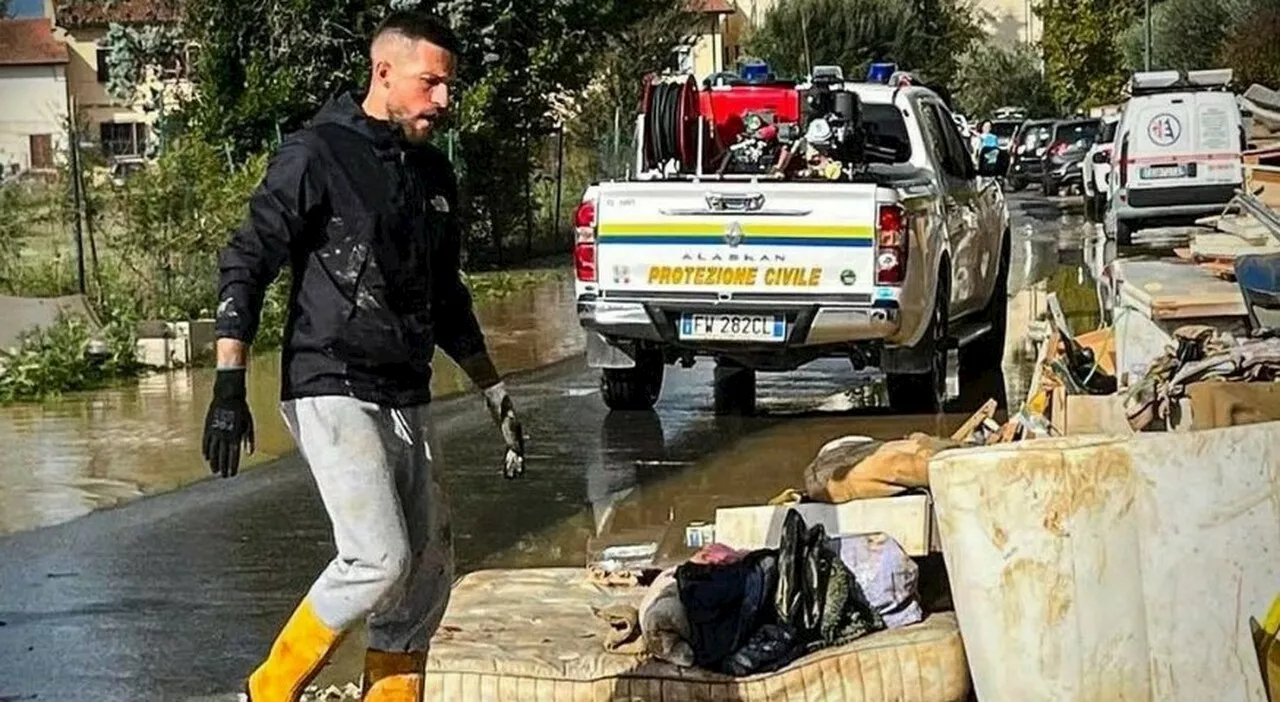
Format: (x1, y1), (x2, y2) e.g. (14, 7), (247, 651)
(388, 104), (436, 145)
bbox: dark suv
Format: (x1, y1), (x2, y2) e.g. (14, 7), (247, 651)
(1040, 118), (1102, 196)
(1006, 119), (1055, 191)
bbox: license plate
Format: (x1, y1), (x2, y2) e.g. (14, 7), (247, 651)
(1141, 164), (1187, 179)
(679, 314), (785, 342)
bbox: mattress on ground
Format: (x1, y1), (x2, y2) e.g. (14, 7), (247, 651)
(425, 567), (971, 702)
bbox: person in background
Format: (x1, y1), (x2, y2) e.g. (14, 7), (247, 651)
(976, 120), (999, 155)
(201, 10), (527, 702)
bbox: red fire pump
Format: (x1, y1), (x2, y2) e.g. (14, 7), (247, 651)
(637, 67), (867, 179)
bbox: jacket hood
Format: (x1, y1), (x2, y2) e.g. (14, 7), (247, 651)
(312, 91), (402, 150)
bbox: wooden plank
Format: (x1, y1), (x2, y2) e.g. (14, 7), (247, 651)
(1191, 236), (1280, 260)
(1200, 261), (1237, 280)
(1210, 217), (1271, 242)
(950, 398), (998, 443)
(1113, 259), (1248, 320)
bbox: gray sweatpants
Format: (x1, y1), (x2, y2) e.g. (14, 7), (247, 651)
(281, 396), (454, 653)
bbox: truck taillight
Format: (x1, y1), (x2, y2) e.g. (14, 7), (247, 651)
(876, 204), (907, 286)
(574, 200), (597, 283)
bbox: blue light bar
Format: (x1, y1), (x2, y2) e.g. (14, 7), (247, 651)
(741, 59), (771, 84)
(867, 62), (897, 84)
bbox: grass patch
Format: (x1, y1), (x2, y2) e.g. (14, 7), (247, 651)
(466, 268), (568, 303)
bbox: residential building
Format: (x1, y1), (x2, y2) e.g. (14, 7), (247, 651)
(682, 0), (737, 81)
(53, 0), (184, 161)
(0, 18), (70, 176)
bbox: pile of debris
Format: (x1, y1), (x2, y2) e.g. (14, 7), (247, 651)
(1124, 325), (1280, 431)
(1179, 191), (1280, 281)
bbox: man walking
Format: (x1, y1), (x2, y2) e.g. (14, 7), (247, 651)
(201, 11), (526, 701)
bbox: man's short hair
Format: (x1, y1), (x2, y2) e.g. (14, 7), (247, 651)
(371, 10), (461, 57)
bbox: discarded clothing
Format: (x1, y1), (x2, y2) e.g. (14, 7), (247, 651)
(722, 623), (805, 677)
(776, 510), (885, 650)
(838, 533), (924, 629)
(808, 434), (954, 504)
(676, 550), (780, 672)
(1125, 327), (1280, 431)
(638, 567), (694, 666)
(803, 436), (883, 501)
(591, 604), (645, 655)
(690, 543), (749, 567)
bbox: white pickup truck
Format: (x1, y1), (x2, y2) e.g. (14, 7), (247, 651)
(573, 81), (1012, 414)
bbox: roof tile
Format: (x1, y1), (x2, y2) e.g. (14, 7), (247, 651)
(0, 19), (70, 66)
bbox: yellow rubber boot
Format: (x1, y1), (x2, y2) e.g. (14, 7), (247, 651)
(361, 649), (427, 701)
(246, 600), (345, 702)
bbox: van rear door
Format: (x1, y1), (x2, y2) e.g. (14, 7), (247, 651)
(1127, 93), (1242, 198)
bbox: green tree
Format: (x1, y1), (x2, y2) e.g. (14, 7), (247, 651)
(1220, 1), (1280, 89)
(954, 41), (1058, 119)
(746, 0), (983, 86)
(747, 0), (925, 81)
(564, 1), (698, 181)
(1120, 0), (1229, 72)
(108, 138), (267, 318)
(909, 0), (988, 88)
(182, 0), (384, 157)
(1037, 0), (1139, 111)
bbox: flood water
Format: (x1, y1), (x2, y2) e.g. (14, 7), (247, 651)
(0, 277), (581, 537)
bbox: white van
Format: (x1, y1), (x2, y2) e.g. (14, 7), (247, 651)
(1105, 69), (1245, 245)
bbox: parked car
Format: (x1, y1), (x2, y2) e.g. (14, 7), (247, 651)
(1005, 119), (1055, 191)
(1104, 69), (1244, 245)
(1040, 118), (1102, 196)
(1081, 115), (1120, 221)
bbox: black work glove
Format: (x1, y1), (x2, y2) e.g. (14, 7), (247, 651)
(482, 382), (526, 479)
(202, 368), (255, 478)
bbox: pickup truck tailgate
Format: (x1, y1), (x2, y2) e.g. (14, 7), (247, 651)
(594, 182), (880, 301)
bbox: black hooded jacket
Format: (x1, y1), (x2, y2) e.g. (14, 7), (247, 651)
(215, 92), (486, 407)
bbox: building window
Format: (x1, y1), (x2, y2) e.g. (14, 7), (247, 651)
(29, 134), (54, 170)
(96, 46), (110, 84)
(100, 122), (148, 157)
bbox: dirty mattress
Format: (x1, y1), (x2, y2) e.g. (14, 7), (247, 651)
(425, 567), (970, 701)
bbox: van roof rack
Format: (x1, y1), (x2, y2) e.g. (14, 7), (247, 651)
(1127, 69), (1234, 96)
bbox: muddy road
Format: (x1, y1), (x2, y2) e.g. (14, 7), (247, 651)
(0, 191), (1092, 701)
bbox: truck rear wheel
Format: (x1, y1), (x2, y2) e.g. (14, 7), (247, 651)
(713, 362), (756, 416)
(601, 352), (664, 411)
(886, 276), (949, 415)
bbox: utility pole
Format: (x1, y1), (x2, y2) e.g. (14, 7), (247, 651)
(1144, 0), (1153, 71)
(68, 95), (87, 295)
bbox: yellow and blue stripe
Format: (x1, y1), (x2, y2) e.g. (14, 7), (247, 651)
(597, 222), (875, 248)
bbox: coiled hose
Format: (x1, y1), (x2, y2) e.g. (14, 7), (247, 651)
(646, 80), (685, 170)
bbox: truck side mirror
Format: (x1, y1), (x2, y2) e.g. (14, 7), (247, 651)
(1092, 151), (1109, 165)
